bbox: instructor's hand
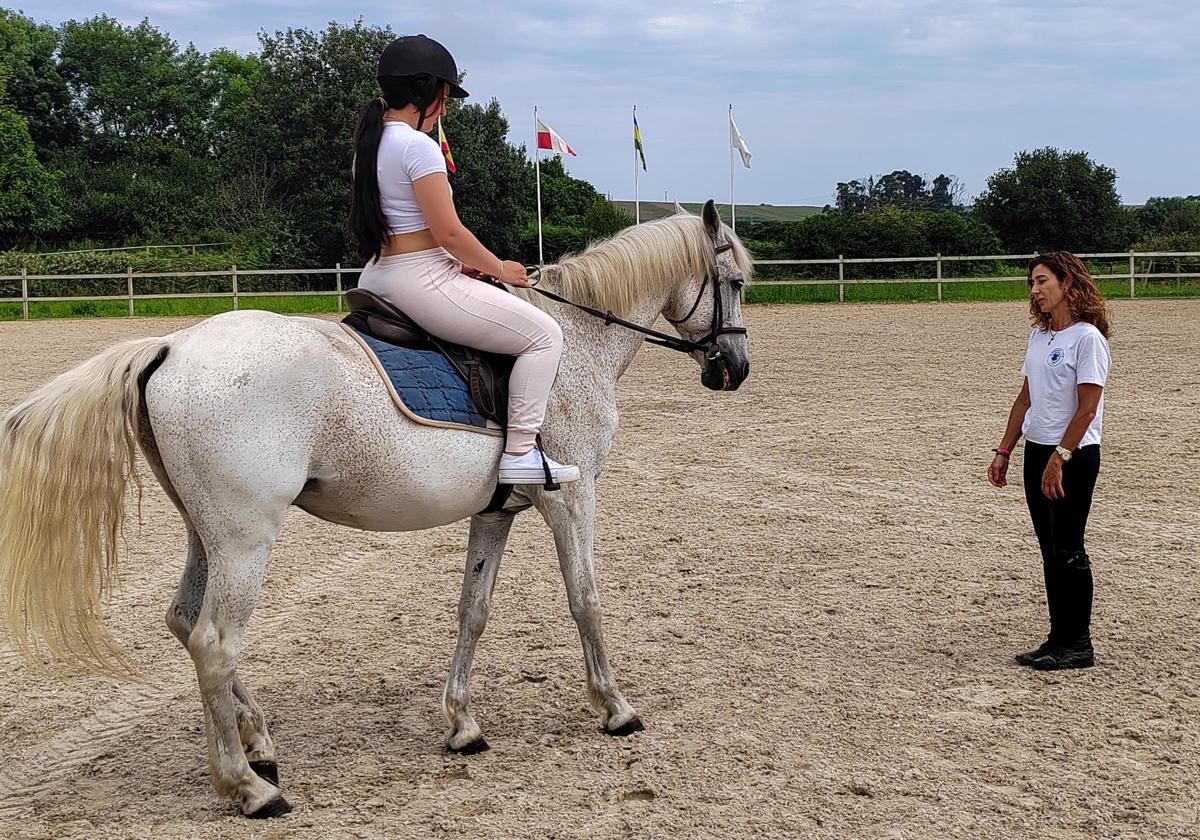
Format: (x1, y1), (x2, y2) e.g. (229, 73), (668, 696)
(987, 454), (1010, 488)
(1041, 455), (1066, 500)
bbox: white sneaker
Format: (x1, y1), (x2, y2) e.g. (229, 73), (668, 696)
(497, 447), (580, 485)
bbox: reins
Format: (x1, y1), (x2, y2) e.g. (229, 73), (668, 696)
(518, 242), (746, 360)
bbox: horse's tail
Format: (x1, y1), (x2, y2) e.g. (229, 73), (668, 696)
(0, 336), (170, 674)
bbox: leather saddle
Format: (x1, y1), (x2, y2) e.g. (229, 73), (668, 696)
(341, 288), (515, 427)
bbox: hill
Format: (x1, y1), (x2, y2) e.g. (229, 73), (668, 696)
(611, 202), (823, 224)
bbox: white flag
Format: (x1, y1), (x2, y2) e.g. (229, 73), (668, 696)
(729, 113), (752, 169)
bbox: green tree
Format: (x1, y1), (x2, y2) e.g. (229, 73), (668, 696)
(58, 16), (214, 153)
(750, 208), (1002, 275)
(1131, 196), (1200, 254)
(0, 104), (64, 246)
(208, 49), (260, 159)
(44, 15), (224, 243)
(973, 148), (1131, 252)
(836, 170), (964, 212)
(929, 175), (962, 211)
(582, 197), (632, 239)
(537, 156), (604, 225)
(1136, 196), (1200, 237)
(442, 97), (535, 258)
(0, 10), (78, 153)
(223, 20), (395, 263)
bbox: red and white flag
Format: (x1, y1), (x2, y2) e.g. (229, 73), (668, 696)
(535, 115), (576, 157)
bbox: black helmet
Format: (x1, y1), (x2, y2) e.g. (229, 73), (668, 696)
(377, 35), (469, 99)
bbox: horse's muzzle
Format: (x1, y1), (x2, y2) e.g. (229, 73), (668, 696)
(702, 357), (749, 391)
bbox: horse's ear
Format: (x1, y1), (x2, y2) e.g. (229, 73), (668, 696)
(702, 199), (721, 240)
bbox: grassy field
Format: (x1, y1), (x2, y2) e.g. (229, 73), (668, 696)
(0, 295), (341, 321)
(4, 281), (1199, 322)
(745, 278), (1200, 304)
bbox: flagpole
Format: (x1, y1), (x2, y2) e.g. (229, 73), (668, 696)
(729, 104), (736, 233)
(634, 106), (640, 225)
(534, 106), (544, 264)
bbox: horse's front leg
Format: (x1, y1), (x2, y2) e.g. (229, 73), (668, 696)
(442, 511), (515, 753)
(539, 482), (642, 735)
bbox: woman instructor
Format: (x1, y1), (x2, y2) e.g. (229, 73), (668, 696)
(988, 252), (1112, 671)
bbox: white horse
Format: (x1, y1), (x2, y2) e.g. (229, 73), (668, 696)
(0, 201), (752, 817)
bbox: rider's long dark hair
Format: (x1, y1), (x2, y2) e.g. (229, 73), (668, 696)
(350, 74), (445, 264)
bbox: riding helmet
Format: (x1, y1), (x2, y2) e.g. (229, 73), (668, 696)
(377, 34), (469, 99)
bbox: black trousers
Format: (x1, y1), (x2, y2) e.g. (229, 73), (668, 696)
(1023, 442), (1101, 643)
(1023, 442), (1101, 560)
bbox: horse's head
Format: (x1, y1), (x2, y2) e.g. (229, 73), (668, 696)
(663, 200), (751, 391)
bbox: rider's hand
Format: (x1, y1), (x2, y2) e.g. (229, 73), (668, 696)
(496, 260), (529, 288)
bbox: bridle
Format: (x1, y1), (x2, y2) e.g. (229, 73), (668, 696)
(662, 241), (747, 361)
(524, 241), (746, 361)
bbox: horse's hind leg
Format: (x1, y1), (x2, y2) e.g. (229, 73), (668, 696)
(442, 512), (515, 753)
(166, 527), (280, 785)
(183, 512), (292, 818)
(143, 401), (282, 789)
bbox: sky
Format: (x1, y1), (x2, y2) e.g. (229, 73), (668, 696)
(29, 0), (1200, 206)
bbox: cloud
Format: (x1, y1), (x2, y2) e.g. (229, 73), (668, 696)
(32, 0), (1200, 203)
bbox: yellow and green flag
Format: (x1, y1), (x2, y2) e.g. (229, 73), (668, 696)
(633, 113), (646, 171)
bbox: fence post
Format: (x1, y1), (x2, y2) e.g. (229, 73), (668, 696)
(127, 266), (134, 317)
(335, 262), (343, 313)
(936, 253), (943, 302)
(1128, 251), (1135, 299)
(21, 266), (29, 321)
(232, 265), (239, 311)
(838, 254), (844, 302)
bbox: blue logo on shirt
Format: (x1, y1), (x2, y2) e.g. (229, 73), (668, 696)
(1048, 348), (1066, 367)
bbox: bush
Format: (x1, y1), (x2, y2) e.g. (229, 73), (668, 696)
(582, 198), (632, 240)
(742, 208), (1004, 280)
(0, 245), (267, 276)
(518, 222), (589, 264)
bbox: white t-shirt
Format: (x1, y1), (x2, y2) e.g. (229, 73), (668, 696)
(1021, 322), (1111, 447)
(377, 121), (449, 235)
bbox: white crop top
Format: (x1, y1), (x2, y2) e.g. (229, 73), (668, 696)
(377, 121), (450, 234)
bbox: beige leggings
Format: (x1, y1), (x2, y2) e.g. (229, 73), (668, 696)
(357, 248), (563, 453)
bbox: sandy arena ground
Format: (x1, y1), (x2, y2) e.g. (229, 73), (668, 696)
(0, 300), (1197, 839)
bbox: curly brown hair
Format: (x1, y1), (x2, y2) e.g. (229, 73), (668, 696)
(1027, 251), (1111, 339)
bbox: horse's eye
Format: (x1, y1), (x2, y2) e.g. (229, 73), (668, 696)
(731, 278), (745, 290)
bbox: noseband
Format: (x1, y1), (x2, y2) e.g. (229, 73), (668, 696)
(663, 241), (747, 362)
(525, 241), (745, 359)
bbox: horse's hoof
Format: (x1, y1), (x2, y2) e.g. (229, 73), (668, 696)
(249, 760), (279, 787)
(448, 737), (490, 756)
(246, 794), (293, 819)
(606, 717), (645, 737)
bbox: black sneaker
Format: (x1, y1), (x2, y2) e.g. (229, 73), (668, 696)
(1029, 641), (1095, 671)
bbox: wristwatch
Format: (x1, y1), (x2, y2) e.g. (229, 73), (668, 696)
(1055, 445), (1073, 462)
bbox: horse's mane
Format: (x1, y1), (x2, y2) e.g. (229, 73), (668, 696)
(518, 213), (754, 319)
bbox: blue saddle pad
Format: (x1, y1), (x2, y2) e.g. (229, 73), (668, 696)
(348, 326), (489, 430)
